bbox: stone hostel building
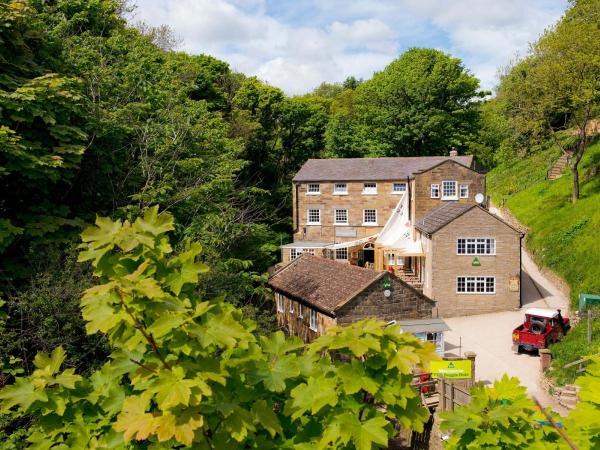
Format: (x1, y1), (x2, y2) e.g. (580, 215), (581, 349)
(272, 151), (523, 318)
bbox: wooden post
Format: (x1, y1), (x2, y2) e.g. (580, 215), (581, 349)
(464, 351), (476, 384)
(439, 377), (446, 411)
(449, 381), (455, 411)
(588, 309), (592, 344)
(539, 349), (552, 372)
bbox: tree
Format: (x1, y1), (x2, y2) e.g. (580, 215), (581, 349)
(327, 48), (484, 157)
(497, 0), (600, 202)
(0, 208), (437, 448)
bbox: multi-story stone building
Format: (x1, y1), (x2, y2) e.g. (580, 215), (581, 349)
(276, 151), (523, 317)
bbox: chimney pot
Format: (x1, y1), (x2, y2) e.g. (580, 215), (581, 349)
(449, 147), (458, 157)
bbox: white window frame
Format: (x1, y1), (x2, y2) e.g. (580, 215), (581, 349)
(431, 184), (440, 198)
(333, 183), (348, 195)
(309, 309), (318, 331)
(298, 304), (303, 319)
(306, 183), (320, 195)
(307, 209), (321, 225)
(387, 253), (395, 266)
(456, 276), (496, 294)
(290, 248), (300, 260)
(335, 248), (348, 261)
(392, 182), (407, 194)
(276, 293), (284, 312)
(456, 238), (496, 255)
(289, 300), (294, 314)
(362, 209), (377, 226)
(459, 184), (469, 198)
(334, 208), (349, 225)
(362, 182), (377, 195)
(442, 180), (458, 200)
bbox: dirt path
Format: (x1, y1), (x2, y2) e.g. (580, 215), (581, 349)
(442, 205), (570, 414)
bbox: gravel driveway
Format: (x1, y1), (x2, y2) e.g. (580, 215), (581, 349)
(442, 247), (570, 412)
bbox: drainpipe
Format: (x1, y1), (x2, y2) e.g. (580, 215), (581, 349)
(294, 182), (300, 233)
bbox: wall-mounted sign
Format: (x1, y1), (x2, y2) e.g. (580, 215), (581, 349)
(471, 257), (481, 266)
(336, 229), (357, 237)
(509, 275), (520, 292)
(382, 277), (392, 289)
(430, 359), (472, 379)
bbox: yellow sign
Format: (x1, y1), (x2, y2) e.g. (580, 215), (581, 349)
(430, 359), (472, 379)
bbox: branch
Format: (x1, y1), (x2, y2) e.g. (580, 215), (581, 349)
(532, 397), (578, 450)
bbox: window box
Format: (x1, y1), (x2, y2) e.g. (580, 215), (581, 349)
(334, 208), (348, 225)
(442, 180), (458, 200)
(392, 182), (406, 194)
(363, 209), (377, 226)
(307, 209), (321, 225)
(431, 184), (440, 198)
(456, 276), (496, 294)
(333, 183), (348, 195)
(362, 182), (377, 195)
(306, 183), (320, 195)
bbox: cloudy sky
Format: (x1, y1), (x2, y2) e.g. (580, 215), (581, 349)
(131, 0), (568, 95)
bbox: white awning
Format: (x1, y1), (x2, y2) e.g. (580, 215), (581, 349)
(327, 234), (379, 249)
(376, 193), (424, 256)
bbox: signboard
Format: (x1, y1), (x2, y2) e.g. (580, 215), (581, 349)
(509, 275), (520, 292)
(336, 229), (357, 237)
(471, 257), (481, 266)
(430, 359), (472, 379)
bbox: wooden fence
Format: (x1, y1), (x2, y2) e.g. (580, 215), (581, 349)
(438, 378), (472, 412)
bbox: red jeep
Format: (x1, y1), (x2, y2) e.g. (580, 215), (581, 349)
(512, 308), (570, 353)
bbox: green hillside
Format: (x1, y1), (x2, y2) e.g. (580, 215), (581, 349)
(487, 138), (600, 306)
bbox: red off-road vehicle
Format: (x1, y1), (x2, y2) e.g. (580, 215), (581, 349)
(512, 308), (570, 353)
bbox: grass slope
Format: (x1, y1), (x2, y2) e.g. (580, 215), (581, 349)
(487, 138), (600, 384)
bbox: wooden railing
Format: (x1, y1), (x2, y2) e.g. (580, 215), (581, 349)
(563, 353), (599, 374)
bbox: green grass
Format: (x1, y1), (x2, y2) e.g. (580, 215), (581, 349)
(487, 138), (600, 384)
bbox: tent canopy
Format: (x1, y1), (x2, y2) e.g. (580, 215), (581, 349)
(375, 193), (424, 256)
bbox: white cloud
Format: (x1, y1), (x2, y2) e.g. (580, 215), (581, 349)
(132, 0), (567, 94)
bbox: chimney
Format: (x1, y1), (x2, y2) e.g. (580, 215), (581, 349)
(449, 147), (458, 157)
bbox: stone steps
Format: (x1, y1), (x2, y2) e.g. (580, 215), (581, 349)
(547, 152), (572, 180)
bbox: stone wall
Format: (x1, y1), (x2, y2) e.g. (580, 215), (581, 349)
(336, 275), (434, 325)
(412, 160), (485, 221)
(430, 207), (521, 317)
(274, 292), (336, 343)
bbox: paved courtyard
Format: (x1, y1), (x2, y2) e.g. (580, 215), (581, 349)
(442, 249), (570, 412)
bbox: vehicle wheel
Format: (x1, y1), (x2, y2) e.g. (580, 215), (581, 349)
(516, 345), (522, 354)
(530, 320), (545, 334)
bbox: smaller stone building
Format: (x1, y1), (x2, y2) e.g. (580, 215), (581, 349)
(267, 254), (435, 342)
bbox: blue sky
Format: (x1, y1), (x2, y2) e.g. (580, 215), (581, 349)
(132, 0), (568, 95)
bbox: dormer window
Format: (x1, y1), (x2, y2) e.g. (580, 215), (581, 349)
(307, 183), (320, 194)
(333, 183), (348, 194)
(362, 182), (377, 194)
(442, 181), (458, 200)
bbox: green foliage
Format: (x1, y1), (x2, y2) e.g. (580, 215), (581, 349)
(441, 375), (562, 449)
(326, 48), (484, 158)
(0, 208), (437, 448)
(443, 358), (600, 449)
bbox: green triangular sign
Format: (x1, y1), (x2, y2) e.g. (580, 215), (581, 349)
(448, 362), (455, 368)
(472, 257), (481, 266)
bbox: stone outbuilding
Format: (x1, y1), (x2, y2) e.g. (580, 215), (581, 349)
(267, 254), (435, 342)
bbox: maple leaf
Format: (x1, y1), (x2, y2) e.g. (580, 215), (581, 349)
(0, 378), (48, 412)
(286, 377), (338, 420)
(133, 205), (174, 237)
(251, 400), (283, 438)
(114, 395), (156, 442)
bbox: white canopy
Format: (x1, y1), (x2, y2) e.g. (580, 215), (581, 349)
(327, 234), (378, 249)
(375, 193), (424, 256)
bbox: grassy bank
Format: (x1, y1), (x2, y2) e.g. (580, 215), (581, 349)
(487, 138), (600, 383)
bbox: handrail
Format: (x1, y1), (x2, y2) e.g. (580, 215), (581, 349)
(563, 353), (599, 369)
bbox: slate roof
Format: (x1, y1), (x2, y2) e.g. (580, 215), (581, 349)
(415, 203), (477, 235)
(267, 254), (384, 316)
(292, 155), (474, 182)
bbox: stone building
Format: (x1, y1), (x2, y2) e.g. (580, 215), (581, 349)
(278, 152), (523, 317)
(267, 254), (435, 342)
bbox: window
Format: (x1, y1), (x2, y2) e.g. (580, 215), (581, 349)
(431, 184), (440, 198)
(442, 180), (458, 200)
(457, 238), (496, 255)
(459, 184), (469, 198)
(291, 248), (315, 260)
(276, 293), (284, 312)
(363, 209), (377, 225)
(333, 183), (348, 194)
(392, 182), (407, 193)
(456, 276), (496, 294)
(298, 304), (303, 318)
(335, 248), (348, 260)
(309, 309), (318, 331)
(334, 208), (348, 225)
(307, 209), (320, 224)
(307, 183), (320, 194)
(289, 300), (294, 314)
(362, 182), (377, 194)
(387, 253), (395, 266)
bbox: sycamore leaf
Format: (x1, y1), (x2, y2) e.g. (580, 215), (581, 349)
(133, 206), (175, 237)
(33, 347), (66, 374)
(154, 410), (204, 446)
(222, 406), (255, 442)
(152, 370), (194, 409)
(351, 416), (390, 450)
(0, 378), (48, 412)
(251, 400), (282, 438)
(54, 368), (82, 389)
(287, 376), (338, 420)
(78, 216), (122, 265)
(114, 395), (156, 442)
(147, 313), (186, 339)
(337, 360), (380, 395)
